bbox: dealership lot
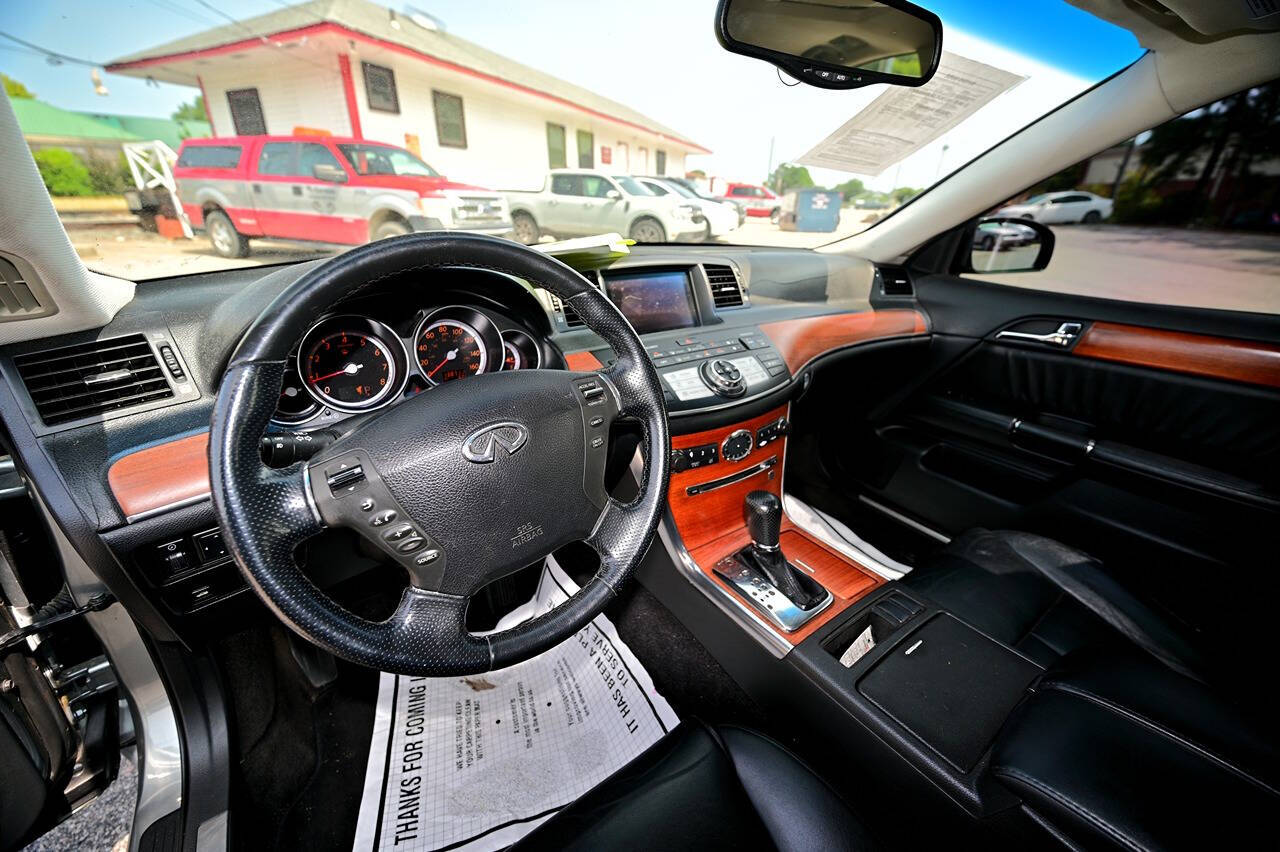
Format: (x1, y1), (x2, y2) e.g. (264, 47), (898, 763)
(72, 222), (1279, 316)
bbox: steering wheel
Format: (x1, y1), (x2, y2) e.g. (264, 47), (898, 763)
(209, 233), (670, 676)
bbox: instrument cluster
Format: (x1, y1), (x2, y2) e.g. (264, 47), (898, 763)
(272, 304), (551, 428)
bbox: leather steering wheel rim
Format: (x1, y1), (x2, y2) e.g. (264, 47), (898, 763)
(209, 233), (669, 676)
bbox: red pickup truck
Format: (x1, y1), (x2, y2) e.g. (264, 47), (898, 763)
(719, 182), (781, 223)
(173, 135), (512, 258)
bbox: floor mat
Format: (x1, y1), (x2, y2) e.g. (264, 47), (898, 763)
(351, 557), (678, 852)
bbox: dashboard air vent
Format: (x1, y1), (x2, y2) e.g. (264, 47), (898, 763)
(878, 265), (914, 297)
(15, 334), (173, 426)
(548, 293), (585, 328)
(0, 256), (49, 320)
(705, 264), (745, 308)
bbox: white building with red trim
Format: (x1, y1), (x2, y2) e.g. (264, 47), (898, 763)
(107, 0), (709, 189)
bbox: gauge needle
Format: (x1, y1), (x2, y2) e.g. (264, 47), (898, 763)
(308, 362), (361, 384)
(426, 348), (459, 378)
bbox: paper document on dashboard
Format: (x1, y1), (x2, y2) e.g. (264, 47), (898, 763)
(797, 52), (1025, 176)
(351, 556), (678, 852)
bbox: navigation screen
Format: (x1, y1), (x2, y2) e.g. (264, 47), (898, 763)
(603, 270), (697, 334)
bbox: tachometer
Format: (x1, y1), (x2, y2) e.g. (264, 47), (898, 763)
(414, 306), (504, 386)
(300, 316), (407, 412)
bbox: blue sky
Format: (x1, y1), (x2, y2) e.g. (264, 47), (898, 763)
(2, 1), (1142, 186)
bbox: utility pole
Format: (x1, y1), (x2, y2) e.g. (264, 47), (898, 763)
(766, 136), (776, 188)
(934, 144), (950, 181)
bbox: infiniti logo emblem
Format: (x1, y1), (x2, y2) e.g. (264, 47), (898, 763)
(461, 421), (529, 464)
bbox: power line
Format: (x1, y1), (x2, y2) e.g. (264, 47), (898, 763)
(185, 0), (342, 76)
(0, 32), (105, 68)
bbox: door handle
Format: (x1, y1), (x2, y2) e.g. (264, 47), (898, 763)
(292, 186), (303, 196)
(252, 184), (262, 194)
(995, 322), (1082, 348)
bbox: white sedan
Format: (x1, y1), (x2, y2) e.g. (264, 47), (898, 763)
(996, 190), (1114, 224)
(636, 177), (741, 241)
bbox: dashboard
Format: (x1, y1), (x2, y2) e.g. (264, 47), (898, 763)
(0, 244), (918, 632)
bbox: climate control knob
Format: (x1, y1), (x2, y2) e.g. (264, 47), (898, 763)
(699, 358), (747, 398)
(722, 429), (754, 463)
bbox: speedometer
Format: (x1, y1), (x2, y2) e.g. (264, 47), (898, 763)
(299, 316), (407, 412)
(417, 319), (486, 384)
(413, 306), (505, 386)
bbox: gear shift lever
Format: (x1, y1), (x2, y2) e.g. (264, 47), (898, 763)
(745, 490), (782, 552)
(741, 491), (820, 607)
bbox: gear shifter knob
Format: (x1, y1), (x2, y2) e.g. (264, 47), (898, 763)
(744, 490), (782, 551)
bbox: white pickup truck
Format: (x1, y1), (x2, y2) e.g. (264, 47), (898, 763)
(506, 170), (705, 244)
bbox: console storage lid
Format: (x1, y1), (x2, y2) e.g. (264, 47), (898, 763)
(856, 613), (1041, 772)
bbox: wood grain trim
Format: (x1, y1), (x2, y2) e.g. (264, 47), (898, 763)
(108, 432), (211, 520)
(669, 404), (883, 645)
(563, 350), (603, 371)
(1074, 322), (1280, 388)
(759, 309), (927, 374)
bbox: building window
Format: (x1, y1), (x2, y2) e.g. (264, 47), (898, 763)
(227, 88), (265, 136)
(547, 123), (567, 169)
(432, 91), (467, 148)
(362, 62), (399, 113)
(576, 130), (594, 168)
(656, 150), (667, 176)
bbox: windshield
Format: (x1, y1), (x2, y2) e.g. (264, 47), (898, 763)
(337, 144), (440, 177)
(10, 0), (1142, 278)
(613, 176), (653, 196)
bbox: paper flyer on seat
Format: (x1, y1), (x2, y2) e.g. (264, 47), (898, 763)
(351, 557), (679, 852)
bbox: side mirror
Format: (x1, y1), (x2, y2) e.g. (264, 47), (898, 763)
(963, 218), (1055, 274)
(605, 189), (622, 200)
(715, 0), (942, 90)
(313, 163), (348, 183)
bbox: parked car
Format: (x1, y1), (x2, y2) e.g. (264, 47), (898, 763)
(634, 177), (740, 241)
(653, 175), (747, 226)
(173, 136), (512, 258)
(719, 182), (781, 223)
(973, 220), (1039, 250)
(996, 190), (1114, 224)
(505, 170), (704, 244)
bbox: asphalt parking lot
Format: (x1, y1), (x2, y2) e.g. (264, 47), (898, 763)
(70, 221), (1278, 314)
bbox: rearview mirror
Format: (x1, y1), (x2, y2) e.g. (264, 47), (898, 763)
(715, 0), (942, 90)
(964, 218), (1055, 274)
(313, 163), (348, 183)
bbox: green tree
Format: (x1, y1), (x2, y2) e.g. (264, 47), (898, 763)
(890, 186), (920, 203)
(3, 73), (35, 99)
(833, 178), (864, 203)
(172, 95), (205, 122)
(85, 153), (133, 195)
(768, 163), (814, 195)
(33, 148), (94, 196)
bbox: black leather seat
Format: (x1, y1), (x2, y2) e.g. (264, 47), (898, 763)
(513, 721), (874, 851)
(904, 529), (1206, 679)
(991, 647), (1280, 849)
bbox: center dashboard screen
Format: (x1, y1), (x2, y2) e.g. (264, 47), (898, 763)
(602, 269), (697, 334)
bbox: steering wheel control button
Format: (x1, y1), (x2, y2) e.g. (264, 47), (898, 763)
(589, 415), (605, 428)
(325, 463), (366, 496)
(415, 549), (440, 566)
(577, 380), (606, 405)
(722, 429), (754, 463)
(396, 538), (427, 553)
(370, 510), (397, 527)
(384, 524), (415, 541)
(359, 498), (375, 512)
